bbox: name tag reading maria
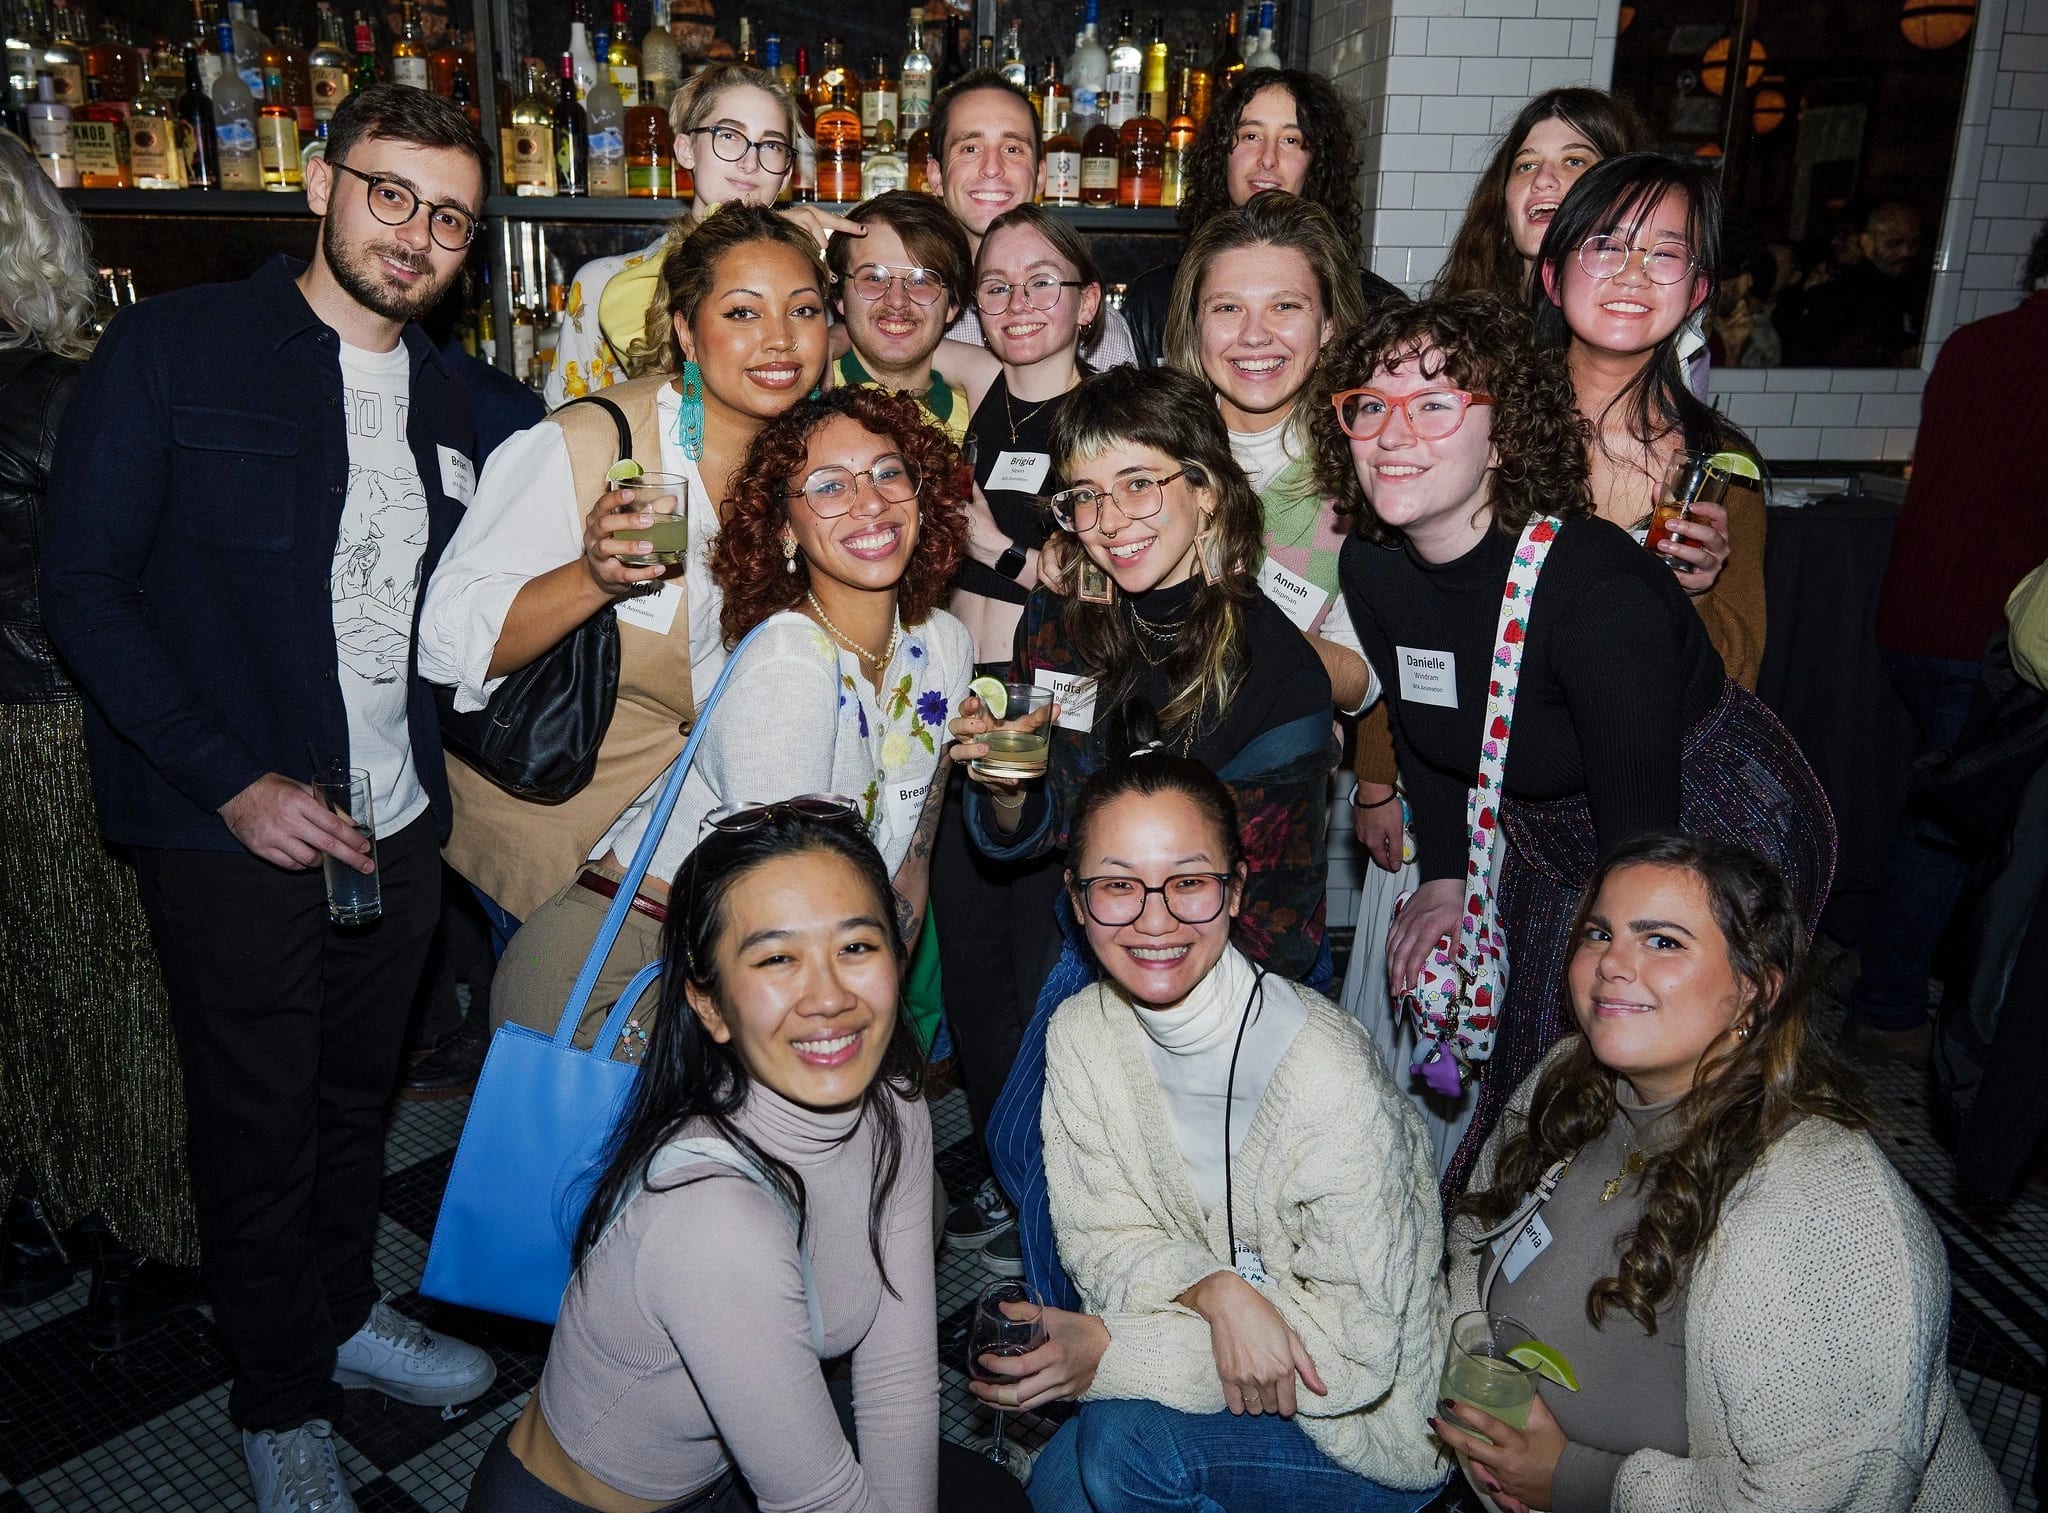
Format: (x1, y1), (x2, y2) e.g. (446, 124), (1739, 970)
(1490, 1211), (1553, 1285)
(1396, 646), (1458, 709)
(1257, 558), (1328, 633)
(988, 450), (1051, 493)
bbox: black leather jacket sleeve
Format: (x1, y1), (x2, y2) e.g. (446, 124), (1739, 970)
(0, 347), (84, 704)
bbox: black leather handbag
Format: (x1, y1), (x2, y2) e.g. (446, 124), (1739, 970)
(436, 394), (636, 803)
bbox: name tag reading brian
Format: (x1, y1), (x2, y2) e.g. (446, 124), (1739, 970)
(988, 450), (1051, 493)
(1257, 558), (1328, 633)
(1396, 646), (1458, 708)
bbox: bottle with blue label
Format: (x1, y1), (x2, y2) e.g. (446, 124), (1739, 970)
(211, 19), (263, 189)
(1068, 0), (1107, 136)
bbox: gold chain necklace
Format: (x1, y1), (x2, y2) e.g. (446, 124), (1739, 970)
(805, 591), (899, 672)
(1002, 387), (1055, 446)
(1599, 1126), (1646, 1203)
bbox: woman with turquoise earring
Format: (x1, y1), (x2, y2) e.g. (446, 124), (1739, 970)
(420, 205), (832, 989)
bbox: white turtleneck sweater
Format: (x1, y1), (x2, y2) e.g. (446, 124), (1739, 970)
(1133, 946), (1310, 1219)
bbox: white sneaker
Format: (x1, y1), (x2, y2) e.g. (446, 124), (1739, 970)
(243, 1419), (358, 1513)
(331, 1296), (497, 1407)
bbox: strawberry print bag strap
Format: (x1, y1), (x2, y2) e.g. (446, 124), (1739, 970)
(1398, 515), (1561, 1093)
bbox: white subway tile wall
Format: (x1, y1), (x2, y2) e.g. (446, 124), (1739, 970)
(1309, 0), (2048, 465)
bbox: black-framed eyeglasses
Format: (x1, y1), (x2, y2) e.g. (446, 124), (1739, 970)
(974, 275), (1087, 315)
(1047, 469), (1187, 533)
(328, 161), (480, 250)
(786, 455), (923, 518)
(1072, 872), (1234, 927)
(1576, 233), (1695, 285)
(688, 125), (794, 175)
(840, 262), (949, 306)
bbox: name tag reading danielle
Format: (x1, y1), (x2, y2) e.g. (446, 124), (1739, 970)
(1396, 646), (1458, 708)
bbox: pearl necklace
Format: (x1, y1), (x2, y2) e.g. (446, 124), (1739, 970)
(806, 591), (899, 672)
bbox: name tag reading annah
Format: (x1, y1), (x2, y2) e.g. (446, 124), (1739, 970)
(1257, 558), (1327, 634)
(1396, 646), (1458, 709)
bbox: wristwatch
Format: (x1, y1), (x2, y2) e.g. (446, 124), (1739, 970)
(993, 540), (1028, 581)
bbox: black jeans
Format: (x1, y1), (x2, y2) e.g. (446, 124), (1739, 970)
(133, 816), (441, 1431)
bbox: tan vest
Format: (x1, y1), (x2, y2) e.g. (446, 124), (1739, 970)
(442, 375), (698, 920)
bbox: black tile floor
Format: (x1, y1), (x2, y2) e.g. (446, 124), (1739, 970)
(1, 941), (2040, 1510)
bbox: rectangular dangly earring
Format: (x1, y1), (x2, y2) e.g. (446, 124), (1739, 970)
(1196, 528), (1227, 587)
(1077, 557), (1115, 605)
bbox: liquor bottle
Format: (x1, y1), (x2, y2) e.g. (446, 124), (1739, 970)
(904, 122), (926, 190)
(625, 77), (670, 195)
(1161, 87), (1193, 205)
(998, 21), (1025, 87)
(41, 0), (84, 108)
(154, 38), (188, 98)
(605, 2), (637, 96)
(509, 269), (537, 377)
(813, 35), (846, 108)
(1180, 43), (1209, 128)
(552, 49), (587, 195)
(185, 0), (221, 90)
(639, 0), (677, 107)
(861, 114), (904, 195)
(257, 100), (299, 187)
(299, 113), (327, 172)
(446, 63), (479, 124)
(1079, 108), (1116, 205)
(227, 2), (264, 78)
(1245, 0), (1280, 67)
(210, 18), (260, 186)
(1104, 10), (1138, 128)
(506, 59), (554, 193)
(262, 21), (312, 130)
(1068, 0), (1105, 135)
(1039, 54), (1069, 138)
(792, 45), (815, 201)
(4, 4), (41, 125)
(27, 74), (78, 186)
(933, 8), (961, 90)
(860, 51), (894, 143)
(1141, 14), (1168, 119)
(585, 63), (624, 196)
(87, 18), (139, 106)
(177, 39), (218, 186)
(128, 48), (184, 185)
(764, 31), (791, 91)
(349, 10), (377, 91)
(735, 14), (757, 67)
(897, 6), (929, 137)
(565, 0), (597, 101)
(73, 75), (129, 185)
(1043, 101), (1079, 206)
(1209, 7), (1242, 90)
(307, 3), (348, 118)
(1116, 88), (1161, 206)
(815, 80), (858, 202)
(389, 0), (426, 88)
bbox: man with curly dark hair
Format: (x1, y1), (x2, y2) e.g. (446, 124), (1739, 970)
(1316, 293), (1833, 1199)
(1122, 68), (1404, 366)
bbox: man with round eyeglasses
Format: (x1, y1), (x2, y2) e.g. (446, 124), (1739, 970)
(824, 191), (976, 444)
(42, 85), (497, 1513)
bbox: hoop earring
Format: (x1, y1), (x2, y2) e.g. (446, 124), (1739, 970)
(1077, 557), (1115, 605)
(673, 359), (705, 461)
(1733, 1020), (1752, 1042)
(783, 534), (799, 575)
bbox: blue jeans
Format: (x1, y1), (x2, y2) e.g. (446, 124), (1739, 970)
(469, 884), (522, 962)
(988, 904), (1336, 1314)
(1849, 653), (1982, 1031)
(1029, 1402), (1444, 1513)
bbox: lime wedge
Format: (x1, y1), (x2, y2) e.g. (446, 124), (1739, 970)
(967, 676), (1009, 720)
(1508, 1341), (1579, 1391)
(1708, 449), (1762, 482)
(606, 458), (646, 486)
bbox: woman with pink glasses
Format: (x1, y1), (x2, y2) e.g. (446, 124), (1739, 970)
(1316, 294), (1833, 1199)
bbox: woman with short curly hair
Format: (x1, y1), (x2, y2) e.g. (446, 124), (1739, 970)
(1318, 293), (1834, 1197)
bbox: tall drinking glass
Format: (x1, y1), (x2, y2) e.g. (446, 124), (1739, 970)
(968, 1278), (1046, 1482)
(316, 766), (380, 926)
(1438, 1310), (1540, 1506)
(969, 684), (1054, 782)
(608, 471), (690, 566)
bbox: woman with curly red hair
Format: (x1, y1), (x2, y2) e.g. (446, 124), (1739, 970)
(1317, 293), (1832, 1198)
(484, 385), (973, 1057)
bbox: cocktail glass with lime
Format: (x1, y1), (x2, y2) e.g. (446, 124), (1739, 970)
(967, 677), (1053, 782)
(1438, 1311), (1576, 1506)
(608, 469), (690, 567)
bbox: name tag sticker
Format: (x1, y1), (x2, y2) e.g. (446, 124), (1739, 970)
(1490, 1211), (1553, 1285)
(895, 781), (929, 809)
(437, 445), (476, 505)
(989, 450), (1051, 493)
(1036, 668), (1097, 733)
(1257, 558), (1329, 633)
(615, 579), (682, 636)
(1396, 646), (1458, 708)
(1233, 1241), (1272, 1287)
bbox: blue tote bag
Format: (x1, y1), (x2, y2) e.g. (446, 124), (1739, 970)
(420, 622), (770, 1324)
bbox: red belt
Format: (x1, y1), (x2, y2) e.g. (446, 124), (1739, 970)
(575, 870), (669, 925)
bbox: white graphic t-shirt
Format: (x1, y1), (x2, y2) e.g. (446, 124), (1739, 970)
(334, 340), (430, 837)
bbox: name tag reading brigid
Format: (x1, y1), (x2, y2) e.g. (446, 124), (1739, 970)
(1396, 646), (1458, 708)
(988, 450), (1051, 494)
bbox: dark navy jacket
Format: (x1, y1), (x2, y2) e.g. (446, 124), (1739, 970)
(41, 255), (475, 852)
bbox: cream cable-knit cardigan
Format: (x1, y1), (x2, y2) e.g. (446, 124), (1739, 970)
(1450, 1048), (2009, 1512)
(1042, 980), (1449, 1491)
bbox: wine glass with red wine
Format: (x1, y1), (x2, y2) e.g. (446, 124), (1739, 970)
(968, 1278), (1046, 1479)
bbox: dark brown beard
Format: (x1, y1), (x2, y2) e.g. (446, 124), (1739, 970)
(320, 214), (457, 325)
